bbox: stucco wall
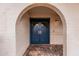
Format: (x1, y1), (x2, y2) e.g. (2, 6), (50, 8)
(52, 3), (79, 56)
(16, 13), (30, 55)
(0, 3), (79, 56)
(0, 3), (30, 56)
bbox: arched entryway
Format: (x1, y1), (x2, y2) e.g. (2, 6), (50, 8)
(16, 3), (67, 56)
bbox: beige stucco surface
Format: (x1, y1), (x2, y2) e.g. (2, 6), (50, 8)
(0, 3), (79, 56)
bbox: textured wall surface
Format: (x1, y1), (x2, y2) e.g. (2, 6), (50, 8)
(0, 3), (79, 56)
(16, 14), (30, 55)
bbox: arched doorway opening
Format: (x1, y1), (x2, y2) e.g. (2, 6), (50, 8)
(16, 3), (67, 56)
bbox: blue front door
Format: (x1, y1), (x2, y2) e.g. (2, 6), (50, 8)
(30, 18), (50, 44)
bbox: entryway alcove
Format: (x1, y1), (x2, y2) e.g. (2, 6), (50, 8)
(16, 3), (66, 56)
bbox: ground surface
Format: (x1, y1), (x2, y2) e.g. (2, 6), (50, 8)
(24, 44), (63, 56)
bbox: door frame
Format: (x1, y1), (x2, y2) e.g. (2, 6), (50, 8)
(30, 17), (50, 44)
